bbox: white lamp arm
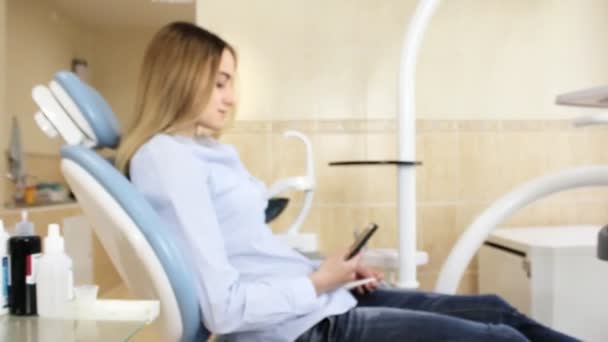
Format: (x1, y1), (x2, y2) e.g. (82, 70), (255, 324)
(267, 130), (316, 197)
(267, 131), (316, 234)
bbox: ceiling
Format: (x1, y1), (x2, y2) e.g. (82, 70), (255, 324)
(52, 0), (195, 29)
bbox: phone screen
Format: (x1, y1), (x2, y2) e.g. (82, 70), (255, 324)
(345, 223), (379, 260)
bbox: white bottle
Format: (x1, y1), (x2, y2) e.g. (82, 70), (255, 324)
(36, 224), (74, 318)
(0, 220), (9, 315)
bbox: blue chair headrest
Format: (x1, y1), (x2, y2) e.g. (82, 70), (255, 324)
(54, 71), (121, 149)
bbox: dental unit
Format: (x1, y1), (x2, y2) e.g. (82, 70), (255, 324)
(395, 0), (608, 294)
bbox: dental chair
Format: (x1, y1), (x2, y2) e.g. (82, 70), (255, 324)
(32, 71), (208, 342)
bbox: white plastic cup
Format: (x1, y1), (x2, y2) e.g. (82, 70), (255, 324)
(74, 285), (98, 317)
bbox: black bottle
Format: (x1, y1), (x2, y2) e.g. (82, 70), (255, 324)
(8, 211), (41, 316)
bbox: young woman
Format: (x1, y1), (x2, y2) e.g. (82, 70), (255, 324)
(116, 22), (579, 342)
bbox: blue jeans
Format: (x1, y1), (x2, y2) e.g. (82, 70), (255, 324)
(296, 288), (580, 341)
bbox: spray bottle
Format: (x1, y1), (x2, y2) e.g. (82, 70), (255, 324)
(8, 211), (41, 315)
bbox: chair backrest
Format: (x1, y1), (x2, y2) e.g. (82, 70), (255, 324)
(33, 71), (208, 341)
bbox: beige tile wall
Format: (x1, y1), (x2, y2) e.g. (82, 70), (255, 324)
(223, 119), (608, 294)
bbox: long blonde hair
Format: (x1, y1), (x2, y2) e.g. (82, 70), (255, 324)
(115, 22), (236, 175)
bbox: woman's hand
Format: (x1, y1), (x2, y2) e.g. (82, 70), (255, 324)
(353, 265), (384, 295)
(309, 250), (362, 295)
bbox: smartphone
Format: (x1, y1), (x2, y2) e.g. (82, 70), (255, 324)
(345, 223), (379, 260)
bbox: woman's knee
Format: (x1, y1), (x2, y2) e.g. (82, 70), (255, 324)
(480, 294), (517, 312)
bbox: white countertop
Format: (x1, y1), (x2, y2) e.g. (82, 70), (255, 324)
(487, 225), (601, 253)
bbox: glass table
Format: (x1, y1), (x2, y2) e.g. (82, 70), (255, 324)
(0, 300), (159, 342)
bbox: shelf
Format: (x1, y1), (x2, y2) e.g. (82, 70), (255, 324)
(1, 200), (79, 214)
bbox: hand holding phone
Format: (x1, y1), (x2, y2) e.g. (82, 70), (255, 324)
(345, 223), (379, 260)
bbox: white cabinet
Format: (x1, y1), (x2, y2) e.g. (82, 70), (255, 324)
(479, 225), (608, 342)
